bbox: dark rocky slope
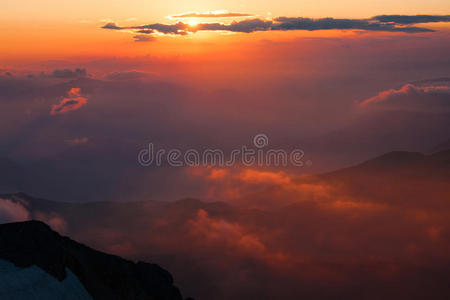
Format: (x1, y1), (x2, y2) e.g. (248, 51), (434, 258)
(0, 220), (186, 300)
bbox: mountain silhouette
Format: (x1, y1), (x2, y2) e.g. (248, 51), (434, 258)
(0, 220), (188, 300)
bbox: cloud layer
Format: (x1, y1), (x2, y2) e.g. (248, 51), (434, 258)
(50, 68), (87, 79)
(0, 197), (66, 232)
(373, 14), (450, 24)
(7, 153), (450, 299)
(0, 198), (30, 223)
(0, 32), (449, 202)
(102, 14), (450, 38)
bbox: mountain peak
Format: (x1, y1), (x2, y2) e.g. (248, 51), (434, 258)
(364, 151), (426, 165)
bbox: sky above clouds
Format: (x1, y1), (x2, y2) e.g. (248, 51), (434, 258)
(0, 0), (449, 60)
(3, 0), (450, 21)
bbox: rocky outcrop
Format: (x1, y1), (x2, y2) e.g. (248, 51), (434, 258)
(0, 220), (185, 300)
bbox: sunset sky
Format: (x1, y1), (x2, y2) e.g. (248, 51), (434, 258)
(1, 0), (450, 60)
(1, 0), (449, 199)
(1, 1), (450, 299)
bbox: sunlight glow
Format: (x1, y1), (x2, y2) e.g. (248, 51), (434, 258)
(186, 19), (199, 27)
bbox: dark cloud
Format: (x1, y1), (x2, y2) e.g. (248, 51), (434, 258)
(373, 14), (450, 25)
(101, 14), (448, 37)
(222, 18), (273, 33)
(101, 22), (122, 30)
(102, 22), (188, 35)
(136, 29), (154, 34)
(104, 71), (156, 80)
(131, 22), (189, 35)
(195, 19), (272, 33)
(50, 68), (87, 79)
(272, 17), (434, 32)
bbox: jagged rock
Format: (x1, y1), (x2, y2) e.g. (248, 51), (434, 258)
(0, 220), (185, 300)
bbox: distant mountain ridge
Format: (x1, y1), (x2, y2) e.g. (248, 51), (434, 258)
(0, 220), (188, 300)
(322, 148), (450, 178)
(431, 138), (450, 153)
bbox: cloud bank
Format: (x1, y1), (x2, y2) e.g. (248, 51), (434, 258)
(372, 14), (450, 24)
(102, 14), (450, 38)
(359, 83), (450, 111)
(50, 68), (87, 79)
(0, 197), (66, 233)
(13, 153), (450, 299)
(0, 198), (30, 223)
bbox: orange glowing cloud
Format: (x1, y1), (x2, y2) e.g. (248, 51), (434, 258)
(208, 168), (230, 180)
(50, 88), (87, 115)
(238, 169), (292, 185)
(187, 209), (288, 264)
(359, 83), (450, 111)
(186, 166), (395, 213)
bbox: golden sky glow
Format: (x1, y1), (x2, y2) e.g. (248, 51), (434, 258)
(3, 0), (450, 21)
(0, 0), (449, 61)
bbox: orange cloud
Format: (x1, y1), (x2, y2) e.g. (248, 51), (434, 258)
(208, 168), (230, 180)
(359, 83), (450, 110)
(238, 169), (292, 185)
(50, 88), (88, 115)
(187, 209), (288, 264)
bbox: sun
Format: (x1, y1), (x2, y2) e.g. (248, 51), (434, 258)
(186, 19), (199, 27)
